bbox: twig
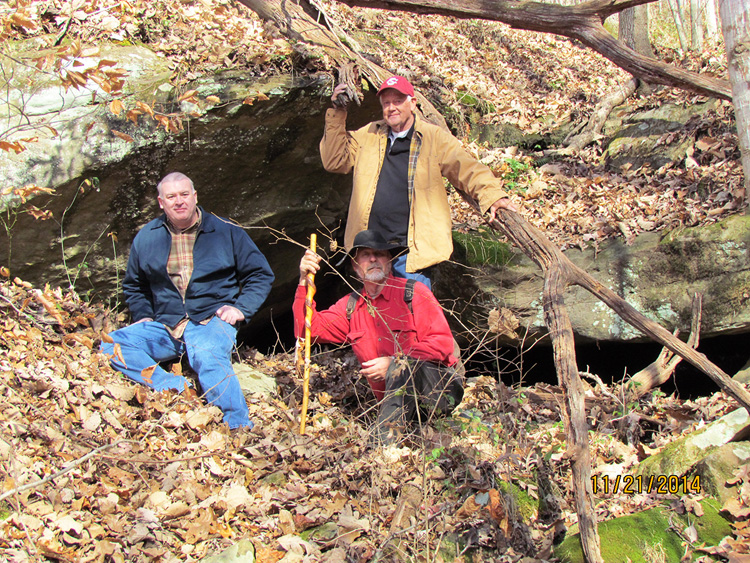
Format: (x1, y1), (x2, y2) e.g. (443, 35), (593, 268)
(54, 6), (75, 47)
(0, 440), (132, 502)
(2, 456), (38, 556)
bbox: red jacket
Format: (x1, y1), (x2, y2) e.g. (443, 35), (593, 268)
(293, 275), (456, 400)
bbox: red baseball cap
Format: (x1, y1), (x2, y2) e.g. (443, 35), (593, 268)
(376, 76), (415, 97)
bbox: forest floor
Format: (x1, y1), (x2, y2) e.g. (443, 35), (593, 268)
(1, 1), (749, 562)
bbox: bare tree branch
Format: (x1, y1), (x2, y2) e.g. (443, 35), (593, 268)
(330, 0), (732, 100)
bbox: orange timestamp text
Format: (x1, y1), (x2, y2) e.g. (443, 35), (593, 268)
(591, 474), (701, 495)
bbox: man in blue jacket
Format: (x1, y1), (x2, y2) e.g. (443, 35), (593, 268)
(101, 172), (274, 429)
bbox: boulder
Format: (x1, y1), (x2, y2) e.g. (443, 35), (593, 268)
(437, 214), (750, 344)
(634, 407), (750, 479)
(555, 498), (730, 563)
(692, 442), (750, 505)
(1, 37), (377, 340)
(235, 363), (277, 398)
(603, 100), (720, 172)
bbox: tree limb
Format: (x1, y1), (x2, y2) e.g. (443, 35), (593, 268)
(236, 0), (449, 126)
(625, 292), (702, 399)
(563, 76), (639, 152)
(330, 0), (732, 100)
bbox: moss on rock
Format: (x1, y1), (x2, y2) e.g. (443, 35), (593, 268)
(555, 498), (730, 563)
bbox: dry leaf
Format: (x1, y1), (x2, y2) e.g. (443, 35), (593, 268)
(141, 364), (156, 385)
(112, 130), (134, 142)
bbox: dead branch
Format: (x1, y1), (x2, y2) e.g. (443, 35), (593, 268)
(336, 62), (363, 107)
(330, 0), (732, 100)
(625, 292), (703, 399)
(563, 77), (639, 152)
(236, 0), (449, 126)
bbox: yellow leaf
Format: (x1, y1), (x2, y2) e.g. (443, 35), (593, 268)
(126, 109), (141, 125)
(66, 70), (88, 88)
(178, 89), (198, 102)
(206, 95), (221, 104)
(26, 206), (53, 221)
(11, 13), (37, 30)
(113, 343), (126, 367)
(0, 141), (24, 154)
(109, 99), (123, 116)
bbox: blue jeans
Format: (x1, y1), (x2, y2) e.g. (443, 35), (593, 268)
(391, 254), (432, 289)
(100, 317), (252, 429)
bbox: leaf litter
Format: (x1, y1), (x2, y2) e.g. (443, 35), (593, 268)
(2, 0), (749, 560)
(1, 275), (749, 561)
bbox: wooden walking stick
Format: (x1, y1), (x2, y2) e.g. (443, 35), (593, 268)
(299, 233), (317, 435)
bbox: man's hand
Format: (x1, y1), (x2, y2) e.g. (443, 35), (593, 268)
(331, 83), (351, 109)
(216, 305), (245, 326)
(299, 249), (321, 285)
(360, 356), (393, 382)
(487, 197), (519, 222)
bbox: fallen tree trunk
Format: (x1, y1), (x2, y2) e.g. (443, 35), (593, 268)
(625, 293), (702, 400)
(330, 0), (732, 101)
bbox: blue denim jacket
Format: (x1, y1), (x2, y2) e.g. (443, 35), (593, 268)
(122, 208), (274, 327)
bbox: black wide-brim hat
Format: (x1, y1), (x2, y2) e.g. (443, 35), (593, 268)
(348, 229), (407, 258)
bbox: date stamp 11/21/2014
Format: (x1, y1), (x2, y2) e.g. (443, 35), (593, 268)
(591, 474), (702, 496)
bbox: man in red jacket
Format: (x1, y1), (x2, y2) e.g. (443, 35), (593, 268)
(294, 229), (463, 445)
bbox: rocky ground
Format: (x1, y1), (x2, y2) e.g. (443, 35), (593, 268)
(1, 1), (749, 562)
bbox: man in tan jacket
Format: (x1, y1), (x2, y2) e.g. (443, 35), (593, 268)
(320, 75), (517, 288)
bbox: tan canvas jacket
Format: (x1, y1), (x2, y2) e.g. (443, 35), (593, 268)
(320, 107), (509, 272)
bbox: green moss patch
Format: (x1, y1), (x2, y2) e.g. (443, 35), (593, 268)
(555, 499), (730, 563)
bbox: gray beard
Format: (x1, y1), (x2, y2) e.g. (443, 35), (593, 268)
(363, 268), (387, 283)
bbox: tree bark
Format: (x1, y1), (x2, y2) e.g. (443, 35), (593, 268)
(705, 0), (720, 42)
(691, 0), (705, 50)
(719, 0), (750, 202)
(668, 0), (691, 51)
(563, 76), (638, 151)
(620, 4), (655, 57)
(331, 0), (732, 99)
(626, 293), (702, 399)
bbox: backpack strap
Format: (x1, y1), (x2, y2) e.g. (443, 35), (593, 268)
(345, 291), (359, 320)
(345, 279), (417, 320)
(403, 278), (416, 314)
